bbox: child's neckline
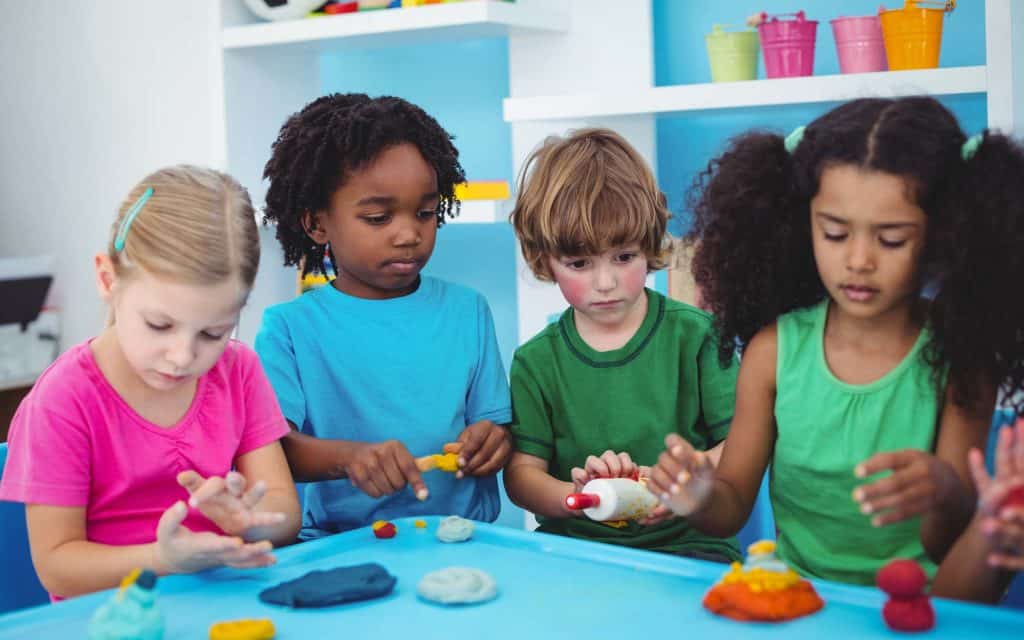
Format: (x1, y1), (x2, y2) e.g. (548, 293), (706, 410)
(560, 289), (664, 366)
(84, 337), (208, 432)
(814, 299), (930, 393)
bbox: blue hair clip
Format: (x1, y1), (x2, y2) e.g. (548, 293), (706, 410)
(961, 133), (983, 161)
(113, 187), (153, 252)
(784, 125), (806, 154)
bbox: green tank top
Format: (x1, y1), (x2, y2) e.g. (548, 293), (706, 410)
(771, 300), (944, 586)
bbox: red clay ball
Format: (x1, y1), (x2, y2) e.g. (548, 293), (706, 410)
(876, 559), (926, 598)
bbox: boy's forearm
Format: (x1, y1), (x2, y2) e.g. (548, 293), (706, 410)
(280, 430), (356, 482)
(36, 540), (163, 598)
(503, 464), (577, 519)
(931, 515), (1013, 604)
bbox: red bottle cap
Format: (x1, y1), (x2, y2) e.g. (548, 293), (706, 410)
(565, 493), (601, 510)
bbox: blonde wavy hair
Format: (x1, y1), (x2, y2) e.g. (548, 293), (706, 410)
(510, 128), (671, 282)
(108, 165), (259, 289)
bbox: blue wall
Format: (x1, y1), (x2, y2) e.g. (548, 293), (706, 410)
(316, 2), (991, 527)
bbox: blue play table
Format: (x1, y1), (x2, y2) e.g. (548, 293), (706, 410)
(1, 516), (1021, 638)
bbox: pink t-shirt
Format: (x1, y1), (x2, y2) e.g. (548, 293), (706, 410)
(0, 340), (290, 547)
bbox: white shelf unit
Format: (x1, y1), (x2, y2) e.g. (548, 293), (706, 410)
(222, 0), (568, 53)
(504, 66), (987, 122)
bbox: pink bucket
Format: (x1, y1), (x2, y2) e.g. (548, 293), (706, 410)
(831, 15), (888, 73)
(758, 11), (818, 78)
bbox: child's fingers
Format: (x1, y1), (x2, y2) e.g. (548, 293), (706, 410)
(1012, 420), (1024, 476)
(599, 450), (623, 477)
(995, 426), (1015, 480)
(188, 476), (228, 508)
(456, 422), (490, 469)
(460, 426), (506, 475)
(617, 452), (637, 476)
(396, 451), (428, 501)
(647, 465), (676, 503)
(855, 450), (913, 479)
(855, 477), (930, 514)
(156, 501), (190, 541)
(241, 480), (267, 509)
(967, 447), (993, 494)
(867, 495), (931, 527)
(570, 467), (590, 491)
(584, 455), (611, 478)
(852, 465), (915, 504)
(347, 463), (384, 498)
(466, 436), (512, 477)
(987, 552), (1024, 571)
(177, 470), (204, 494)
(663, 434), (697, 462)
(379, 451), (411, 494)
(225, 471), (246, 497)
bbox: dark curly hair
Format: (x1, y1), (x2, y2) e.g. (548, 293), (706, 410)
(688, 96), (1024, 411)
(262, 93), (465, 275)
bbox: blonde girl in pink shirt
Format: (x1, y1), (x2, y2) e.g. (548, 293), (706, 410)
(0, 166), (301, 598)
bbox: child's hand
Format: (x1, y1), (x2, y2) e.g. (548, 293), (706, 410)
(852, 450), (960, 526)
(454, 420), (513, 479)
(154, 501), (276, 575)
(647, 434), (714, 516)
(177, 470), (287, 541)
(570, 450), (639, 492)
(343, 440), (429, 500)
(968, 420), (1024, 569)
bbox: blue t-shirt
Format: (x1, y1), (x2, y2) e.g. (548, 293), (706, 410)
(254, 276), (511, 539)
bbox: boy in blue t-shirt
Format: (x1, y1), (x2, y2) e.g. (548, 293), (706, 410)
(255, 94), (512, 540)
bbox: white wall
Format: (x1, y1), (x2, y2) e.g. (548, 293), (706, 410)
(0, 2), (220, 350)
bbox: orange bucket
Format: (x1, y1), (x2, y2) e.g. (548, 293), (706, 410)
(879, 0), (955, 70)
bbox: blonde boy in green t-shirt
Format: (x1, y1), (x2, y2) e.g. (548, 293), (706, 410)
(504, 128), (740, 561)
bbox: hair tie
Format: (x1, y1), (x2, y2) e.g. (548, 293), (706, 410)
(961, 133), (983, 161)
(784, 126), (806, 154)
(114, 187), (154, 252)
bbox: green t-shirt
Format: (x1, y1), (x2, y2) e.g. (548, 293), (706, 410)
(510, 289), (741, 558)
(772, 300), (943, 585)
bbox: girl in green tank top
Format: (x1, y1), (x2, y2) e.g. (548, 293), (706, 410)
(646, 96), (1024, 601)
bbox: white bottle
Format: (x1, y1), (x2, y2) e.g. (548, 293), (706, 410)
(564, 478), (659, 522)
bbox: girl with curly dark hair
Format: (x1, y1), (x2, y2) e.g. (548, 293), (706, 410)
(645, 96), (1024, 598)
(253, 94), (512, 540)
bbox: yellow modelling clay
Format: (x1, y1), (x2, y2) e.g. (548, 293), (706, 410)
(431, 453), (459, 472)
(209, 618), (276, 640)
(414, 519), (427, 528)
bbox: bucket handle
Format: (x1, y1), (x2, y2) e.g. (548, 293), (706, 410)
(711, 23), (754, 34)
(890, 0), (956, 13)
(748, 10), (806, 27)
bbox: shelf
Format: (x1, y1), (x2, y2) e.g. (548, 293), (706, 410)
(222, 1), (568, 54)
(503, 66), (987, 122)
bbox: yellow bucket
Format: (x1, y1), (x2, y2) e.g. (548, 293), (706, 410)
(879, 0), (954, 70)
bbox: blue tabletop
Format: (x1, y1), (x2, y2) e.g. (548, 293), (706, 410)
(1, 516), (1021, 639)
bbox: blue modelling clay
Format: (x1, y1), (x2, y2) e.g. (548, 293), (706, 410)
(258, 563), (396, 608)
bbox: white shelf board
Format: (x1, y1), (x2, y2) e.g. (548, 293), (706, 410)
(449, 199), (509, 224)
(223, 1), (568, 53)
(504, 66), (987, 122)
(0, 375), (37, 393)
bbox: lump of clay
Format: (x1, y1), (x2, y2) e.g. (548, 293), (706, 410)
(436, 515), (474, 543)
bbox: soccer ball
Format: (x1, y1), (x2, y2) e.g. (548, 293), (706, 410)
(243, 0), (325, 21)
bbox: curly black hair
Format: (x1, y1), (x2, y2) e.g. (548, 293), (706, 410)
(262, 93), (465, 275)
(688, 96), (1024, 411)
